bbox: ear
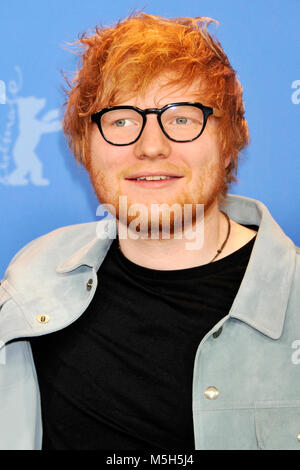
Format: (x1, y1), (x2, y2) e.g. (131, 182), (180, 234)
(224, 155), (231, 169)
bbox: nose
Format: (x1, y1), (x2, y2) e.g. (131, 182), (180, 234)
(133, 115), (171, 160)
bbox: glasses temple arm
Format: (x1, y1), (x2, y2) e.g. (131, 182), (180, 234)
(212, 107), (223, 118)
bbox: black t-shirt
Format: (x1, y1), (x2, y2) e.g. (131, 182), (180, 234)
(30, 229), (257, 450)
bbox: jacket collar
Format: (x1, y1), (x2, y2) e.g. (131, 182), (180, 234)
(221, 195), (295, 339)
(56, 235), (113, 274)
(55, 194), (296, 340)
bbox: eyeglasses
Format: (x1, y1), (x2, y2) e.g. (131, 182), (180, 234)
(91, 102), (222, 146)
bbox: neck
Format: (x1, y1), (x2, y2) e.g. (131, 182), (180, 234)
(116, 200), (229, 270)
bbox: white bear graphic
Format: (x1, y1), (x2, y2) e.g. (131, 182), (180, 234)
(1, 96), (61, 186)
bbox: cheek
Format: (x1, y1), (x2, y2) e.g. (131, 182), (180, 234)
(190, 138), (220, 170)
(90, 130), (121, 172)
(90, 128), (104, 167)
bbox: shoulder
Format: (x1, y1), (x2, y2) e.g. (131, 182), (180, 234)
(284, 244), (300, 321)
(294, 245), (300, 279)
(3, 221), (99, 279)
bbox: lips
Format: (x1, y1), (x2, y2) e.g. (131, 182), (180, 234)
(125, 172), (183, 180)
(124, 173), (184, 189)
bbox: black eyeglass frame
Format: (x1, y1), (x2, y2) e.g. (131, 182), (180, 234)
(91, 102), (222, 146)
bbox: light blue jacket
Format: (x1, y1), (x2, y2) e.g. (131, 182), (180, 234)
(0, 194), (299, 450)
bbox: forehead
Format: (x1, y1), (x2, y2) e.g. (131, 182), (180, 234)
(112, 74), (204, 108)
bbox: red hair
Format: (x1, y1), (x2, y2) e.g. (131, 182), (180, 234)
(62, 12), (249, 194)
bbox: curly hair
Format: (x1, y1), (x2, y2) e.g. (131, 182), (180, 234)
(62, 12), (249, 194)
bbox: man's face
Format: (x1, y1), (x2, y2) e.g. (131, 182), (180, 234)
(89, 76), (229, 235)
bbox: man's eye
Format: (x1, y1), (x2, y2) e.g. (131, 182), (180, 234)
(112, 118), (140, 127)
(168, 117), (194, 126)
(168, 116), (203, 126)
(113, 119), (131, 127)
(175, 117), (189, 125)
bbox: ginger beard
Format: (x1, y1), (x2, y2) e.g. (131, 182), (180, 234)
(88, 155), (226, 239)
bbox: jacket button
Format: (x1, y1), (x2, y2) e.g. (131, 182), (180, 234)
(204, 386), (219, 400)
(36, 314), (50, 324)
(212, 326), (223, 338)
(86, 279), (93, 291)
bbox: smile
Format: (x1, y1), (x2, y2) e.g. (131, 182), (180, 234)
(129, 175), (181, 181)
(125, 175), (184, 188)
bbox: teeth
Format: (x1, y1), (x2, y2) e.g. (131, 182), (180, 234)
(135, 176), (173, 181)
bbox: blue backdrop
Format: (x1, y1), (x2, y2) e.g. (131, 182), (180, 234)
(0, 0), (299, 278)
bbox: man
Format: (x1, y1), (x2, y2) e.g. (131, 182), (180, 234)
(0, 13), (299, 450)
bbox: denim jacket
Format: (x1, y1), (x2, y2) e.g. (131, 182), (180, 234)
(0, 194), (299, 450)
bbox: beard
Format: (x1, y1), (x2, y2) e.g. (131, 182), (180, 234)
(88, 157), (226, 239)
